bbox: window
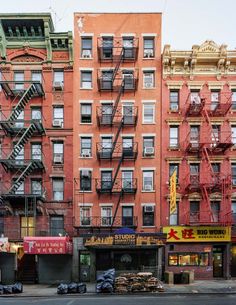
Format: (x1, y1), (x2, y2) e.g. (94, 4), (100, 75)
(101, 137), (112, 158)
(143, 136), (155, 156)
(81, 37), (92, 58)
(189, 164), (199, 185)
(101, 171), (112, 190)
(232, 164), (236, 185)
(211, 201), (220, 222)
(190, 91), (201, 104)
(190, 126), (200, 146)
(211, 91), (220, 111)
(142, 170), (154, 191)
(80, 137), (92, 157)
(101, 37), (113, 59)
(81, 71), (92, 89)
(50, 216), (64, 236)
(101, 70), (113, 90)
(31, 107), (42, 121)
(80, 207), (91, 226)
(232, 201), (236, 224)
(143, 205), (154, 226)
(52, 178), (64, 200)
(21, 217), (35, 237)
(81, 104), (92, 123)
(168, 253), (209, 266)
(122, 170), (133, 190)
(123, 103), (135, 124)
(31, 143), (42, 160)
(143, 37), (154, 58)
(15, 146), (24, 165)
(122, 206), (133, 226)
(101, 103), (113, 124)
(211, 125), (220, 146)
(14, 110), (24, 128)
(169, 126), (179, 148)
(169, 164), (179, 183)
(232, 126), (236, 145)
(101, 207), (112, 226)
(123, 70), (135, 90)
(190, 201), (200, 223)
(122, 137), (134, 157)
(31, 179), (42, 195)
(143, 104), (155, 123)
(123, 37), (134, 59)
(31, 71), (42, 82)
(53, 70), (64, 88)
(169, 202), (178, 225)
(170, 91), (179, 111)
(13, 180), (24, 194)
(80, 169), (92, 191)
(232, 91), (236, 110)
(53, 106), (64, 127)
(143, 71), (154, 88)
(53, 142), (64, 164)
(14, 71), (24, 90)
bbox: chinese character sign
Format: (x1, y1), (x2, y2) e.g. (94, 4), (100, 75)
(23, 237), (73, 254)
(163, 226), (231, 242)
(169, 168), (177, 214)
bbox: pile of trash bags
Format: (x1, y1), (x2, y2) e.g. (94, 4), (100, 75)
(0, 282), (23, 294)
(57, 282), (87, 294)
(96, 268), (115, 293)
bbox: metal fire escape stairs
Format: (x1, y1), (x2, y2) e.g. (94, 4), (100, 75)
(0, 83), (45, 195)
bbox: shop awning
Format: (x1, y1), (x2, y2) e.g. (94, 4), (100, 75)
(23, 237), (73, 255)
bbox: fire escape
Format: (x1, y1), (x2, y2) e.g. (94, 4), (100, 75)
(0, 80), (45, 220)
(183, 90), (233, 225)
(94, 37), (139, 229)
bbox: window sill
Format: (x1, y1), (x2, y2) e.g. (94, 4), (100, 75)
(80, 122), (93, 125)
(80, 57), (94, 60)
(141, 226), (156, 228)
(142, 190), (155, 193)
(142, 122), (156, 125)
(142, 156), (155, 159)
(142, 57), (155, 60)
(79, 190), (92, 193)
(142, 87), (155, 90)
(168, 110), (181, 114)
(79, 156), (93, 159)
(80, 87), (93, 90)
(168, 147), (181, 151)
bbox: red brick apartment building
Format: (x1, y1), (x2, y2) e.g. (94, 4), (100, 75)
(161, 41), (236, 279)
(73, 13), (165, 281)
(0, 13), (74, 284)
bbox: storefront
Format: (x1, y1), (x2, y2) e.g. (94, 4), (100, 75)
(75, 231), (166, 282)
(163, 226), (231, 279)
(23, 236), (73, 284)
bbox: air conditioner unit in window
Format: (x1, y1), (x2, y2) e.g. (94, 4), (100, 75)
(144, 82), (153, 89)
(144, 147), (154, 156)
(82, 50), (92, 58)
(81, 149), (91, 157)
(54, 154), (63, 164)
(52, 119), (62, 127)
(53, 81), (63, 90)
(144, 205), (154, 212)
(144, 184), (152, 191)
(144, 49), (154, 58)
(171, 105), (179, 111)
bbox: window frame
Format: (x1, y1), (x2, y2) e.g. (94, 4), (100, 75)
(80, 71), (92, 89)
(80, 103), (92, 123)
(169, 90), (179, 111)
(143, 37), (155, 58)
(50, 216), (64, 236)
(142, 205), (155, 226)
(143, 71), (155, 89)
(81, 37), (93, 58)
(80, 169), (92, 191)
(143, 103), (155, 124)
(52, 178), (64, 201)
(142, 170), (154, 191)
(168, 252), (209, 266)
(169, 126), (179, 149)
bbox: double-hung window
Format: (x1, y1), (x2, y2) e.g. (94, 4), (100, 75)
(232, 126), (236, 146)
(80, 137), (92, 157)
(31, 71), (42, 83)
(170, 91), (179, 111)
(80, 170), (92, 191)
(81, 37), (92, 58)
(169, 126), (179, 148)
(232, 91), (236, 110)
(53, 106), (64, 127)
(143, 205), (155, 226)
(81, 71), (92, 89)
(50, 216), (64, 236)
(53, 70), (64, 89)
(232, 164), (236, 185)
(143, 170), (154, 191)
(143, 104), (155, 123)
(31, 179), (42, 196)
(80, 207), (91, 226)
(81, 104), (92, 123)
(143, 136), (155, 156)
(101, 207), (112, 226)
(53, 142), (64, 164)
(143, 71), (154, 89)
(14, 71), (24, 90)
(31, 143), (42, 161)
(52, 178), (64, 201)
(143, 37), (154, 58)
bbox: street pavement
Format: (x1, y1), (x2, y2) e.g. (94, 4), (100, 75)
(1, 279), (236, 297)
(1, 295), (236, 305)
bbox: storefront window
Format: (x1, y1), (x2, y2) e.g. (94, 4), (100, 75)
(168, 253), (209, 266)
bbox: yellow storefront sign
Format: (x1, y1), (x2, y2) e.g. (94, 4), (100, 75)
(163, 226), (231, 242)
(169, 169), (177, 214)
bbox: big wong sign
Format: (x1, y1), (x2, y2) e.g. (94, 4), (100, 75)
(163, 226), (231, 242)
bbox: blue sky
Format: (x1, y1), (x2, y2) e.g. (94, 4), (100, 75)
(1, 0), (236, 49)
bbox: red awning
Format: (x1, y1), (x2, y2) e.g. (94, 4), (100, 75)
(23, 237), (72, 255)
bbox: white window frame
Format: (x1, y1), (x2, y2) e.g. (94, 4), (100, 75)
(143, 71), (154, 89)
(143, 103), (155, 124)
(81, 71), (92, 89)
(142, 170), (154, 191)
(80, 207), (91, 226)
(52, 178), (64, 201)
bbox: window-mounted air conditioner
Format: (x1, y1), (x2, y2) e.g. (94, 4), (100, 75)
(144, 147), (154, 156)
(81, 149), (91, 157)
(52, 119), (63, 127)
(171, 105), (179, 111)
(144, 49), (154, 58)
(144, 184), (152, 191)
(144, 82), (153, 89)
(54, 154), (63, 164)
(82, 50), (92, 58)
(53, 81), (63, 91)
(81, 170), (90, 177)
(144, 205), (154, 213)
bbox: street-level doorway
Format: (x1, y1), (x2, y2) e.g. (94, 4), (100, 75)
(213, 246), (223, 277)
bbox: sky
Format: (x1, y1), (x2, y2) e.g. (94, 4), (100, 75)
(1, 0), (236, 50)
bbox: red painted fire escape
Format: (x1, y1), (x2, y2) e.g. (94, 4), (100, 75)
(183, 89), (233, 226)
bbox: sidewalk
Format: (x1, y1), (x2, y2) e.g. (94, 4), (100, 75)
(1, 280), (236, 297)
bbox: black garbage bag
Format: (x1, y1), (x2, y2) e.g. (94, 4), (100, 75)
(103, 268), (115, 281)
(68, 282), (77, 293)
(77, 283), (87, 294)
(3, 285), (13, 294)
(0, 285), (3, 295)
(57, 283), (68, 294)
(96, 281), (102, 293)
(96, 275), (105, 283)
(101, 281), (113, 293)
(12, 282), (23, 293)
